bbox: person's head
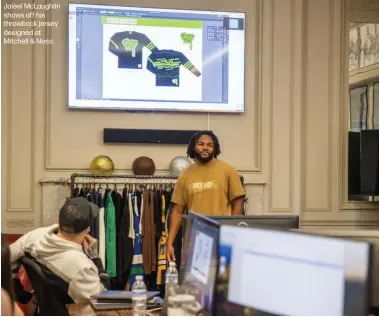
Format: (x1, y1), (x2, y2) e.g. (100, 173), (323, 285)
(58, 197), (99, 244)
(1, 235), (15, 305)
(186, 130), (221, 164)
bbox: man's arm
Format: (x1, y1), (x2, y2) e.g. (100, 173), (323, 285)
(67, 236), (110, 303)
(82, 236), (111, 290)
(166, 203), (185, 262)
(231, 197), (244, 215)
(9, 231), (34, 262)
(167, 175), (187, 262)
(9, 230), (39, 305)
(68, 267), (105, 303)
(167, 203), (185, 247)
(228, 168), (246, 215)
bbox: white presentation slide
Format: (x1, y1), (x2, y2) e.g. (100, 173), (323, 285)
(223, 227), (346, 316)
(190, 231), (214, 284)
(102, 23), (203, 102)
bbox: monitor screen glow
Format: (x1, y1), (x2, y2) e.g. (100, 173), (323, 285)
(214, 226), (372, 316)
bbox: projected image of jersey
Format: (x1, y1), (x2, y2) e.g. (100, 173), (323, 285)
(147, 49), (201, 87)
(108, 31), (158, 69)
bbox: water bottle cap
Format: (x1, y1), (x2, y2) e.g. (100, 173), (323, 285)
(136, 275), (143, 281)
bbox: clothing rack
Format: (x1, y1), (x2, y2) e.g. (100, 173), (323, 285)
(70, 173), (178, 194)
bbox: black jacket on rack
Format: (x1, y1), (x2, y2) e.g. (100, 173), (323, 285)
(110, 190), (123, 289)
(116, 188), (134, 289)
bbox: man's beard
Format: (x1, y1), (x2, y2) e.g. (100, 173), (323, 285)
(194, 151), (214, 164)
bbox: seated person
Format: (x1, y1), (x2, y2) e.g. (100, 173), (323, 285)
(2, 236), (24, 316)
(10, 197), (110, 309)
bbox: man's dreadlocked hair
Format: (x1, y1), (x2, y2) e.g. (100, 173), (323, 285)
(186, 130), (221, 159)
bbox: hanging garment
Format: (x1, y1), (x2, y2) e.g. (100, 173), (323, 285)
(154, 191), (162, 241)
(142, 190), (156, 275)
(139, 191), (144, 235)
(98, 188), (106, 266)
(128, 193), (135, 241)
(118, 187), (134, 289)
(105, 190), (117, 277)
(91, 190), (100, 241)
(111, 190), (122, 287)
(86, 191), (96, 237)
(72, 186), (80, 198)
(129, 192), (144, 287)
(156, 193), (167, 286)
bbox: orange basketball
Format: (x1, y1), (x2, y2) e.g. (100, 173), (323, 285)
(132, 156), (156, 175)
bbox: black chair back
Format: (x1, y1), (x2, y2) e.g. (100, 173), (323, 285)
(19, 256), (68, 316)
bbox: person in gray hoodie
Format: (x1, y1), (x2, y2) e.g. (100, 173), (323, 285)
(10, 197), (110, 312)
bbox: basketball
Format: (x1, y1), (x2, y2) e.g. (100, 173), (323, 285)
(169, 156), (192, 176)
(132, 156), (156, 175)
(90, 155), (115, 175)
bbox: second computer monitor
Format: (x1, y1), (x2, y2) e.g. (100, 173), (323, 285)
(180, 211), (220, 315)
(213, 226), (372, 316)
(209, 215), (299, 230)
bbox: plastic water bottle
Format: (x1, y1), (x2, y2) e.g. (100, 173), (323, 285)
(165, 261), (179, 297)
(132, 275), (147, 316)
(165, 261), (179, 285)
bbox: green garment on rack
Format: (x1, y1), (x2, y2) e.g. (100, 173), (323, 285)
(105, 192), (117, 277)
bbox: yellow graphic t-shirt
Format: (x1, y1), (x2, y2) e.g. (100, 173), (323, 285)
(171, 159), (245, 215)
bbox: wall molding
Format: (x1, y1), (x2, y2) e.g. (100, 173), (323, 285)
(348, 10), (379, 22)
(268, 0), (295, 212)
(349, 62), (379, 78)
(300, 220), (379, 228)
(253, 0), (263, 172)
(348, 0), (379, 10)
(6, 218), (35, 228)
(5, 2), (36, 213)
(299, 0), (307, 215)
(302, 0), (333, 213)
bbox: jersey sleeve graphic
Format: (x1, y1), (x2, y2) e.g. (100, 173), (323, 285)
(146, 49), (201, 87)
(108, 31), (158, 69)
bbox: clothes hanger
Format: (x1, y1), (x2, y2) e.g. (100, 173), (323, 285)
(97, 175), (103, 192)
(113, 176), (117, 192)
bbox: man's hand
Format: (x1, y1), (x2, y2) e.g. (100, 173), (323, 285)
(166, 243), (176, 263)
(82, 235), (97, 259)
(83, 235), (97, 250)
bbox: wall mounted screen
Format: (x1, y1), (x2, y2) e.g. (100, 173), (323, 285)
(68, 3), (246, 112)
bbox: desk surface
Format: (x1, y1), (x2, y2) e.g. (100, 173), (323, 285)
(67, 303), (162, 316)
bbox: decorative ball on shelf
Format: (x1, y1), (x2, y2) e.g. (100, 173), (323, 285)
(169, 156), (192, 177)
(132, 156), (156, 175)
(90, 155), (114, 175)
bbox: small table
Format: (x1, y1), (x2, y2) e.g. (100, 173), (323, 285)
(67, 303), (162, 316)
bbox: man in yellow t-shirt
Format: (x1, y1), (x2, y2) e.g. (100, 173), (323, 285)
(166, 131), (245, 262)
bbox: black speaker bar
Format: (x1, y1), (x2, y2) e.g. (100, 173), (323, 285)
(103, 128), (200, 145)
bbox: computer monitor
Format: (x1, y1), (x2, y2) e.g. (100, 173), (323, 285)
(179, 211), (220, 314)
(213, 226), (372, 316)
(209, 215), (299, 230)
